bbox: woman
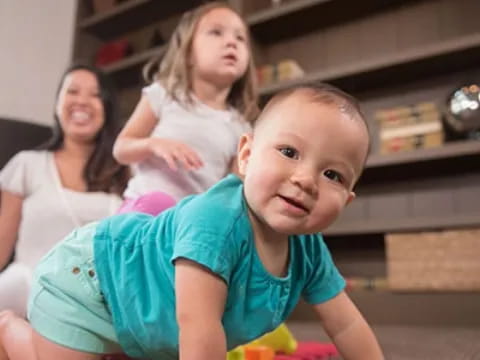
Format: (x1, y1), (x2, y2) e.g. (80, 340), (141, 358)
(0, 63), (130, 317)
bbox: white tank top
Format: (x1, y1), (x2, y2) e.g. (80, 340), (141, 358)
(0, 150), (122, 269)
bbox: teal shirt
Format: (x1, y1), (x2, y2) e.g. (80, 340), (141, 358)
(94, 175), (345, 359)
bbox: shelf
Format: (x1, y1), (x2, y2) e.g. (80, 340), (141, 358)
(100, 45), (166, 87)
(365, 140), (480, 169)
(325, 213), (480, 236)
(259, 33), (480, 96)
(79, 0), (200, 40)
(247, 0), (412, 43)
(102, 45), (165, 74)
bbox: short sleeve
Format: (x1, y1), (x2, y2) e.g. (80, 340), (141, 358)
(171, 201), (241, 285)
(235, 114), (252, 137)
(0, 151), (35, 196)
(302, 236), (346, 305)
(142, 82), (167, 119)
(228, 113), (252, 152)
(238, 116), (252, 134)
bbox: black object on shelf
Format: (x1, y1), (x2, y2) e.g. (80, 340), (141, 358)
(149, 29), (165, 48)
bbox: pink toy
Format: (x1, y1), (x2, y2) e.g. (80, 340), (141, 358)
(274, 341), (339, 360)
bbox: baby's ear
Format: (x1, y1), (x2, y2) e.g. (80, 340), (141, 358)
(237, 133), (253, 176)
(345, 191), (356, 206)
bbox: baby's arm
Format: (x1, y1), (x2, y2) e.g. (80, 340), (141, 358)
(313, 291), (384, 360)
(175, 258), (228, 360)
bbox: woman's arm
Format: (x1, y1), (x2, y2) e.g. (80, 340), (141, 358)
(175, 258), (227, 360)
(313, 291), (384, 360)
(0, 191), (23, 270)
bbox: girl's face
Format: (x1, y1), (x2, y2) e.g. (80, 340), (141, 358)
(55, 69), (105, 144)
(190, 7), (249, 87)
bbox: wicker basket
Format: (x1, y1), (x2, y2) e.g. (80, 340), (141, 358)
(386, 229), (480, 291)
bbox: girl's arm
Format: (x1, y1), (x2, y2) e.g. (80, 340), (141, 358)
(0, 191), (23, 270)
(113, 95), (203, 170)
(113, 95), (159, 165)
(313, 291), (384, 360)
(175, 258), (227, 360)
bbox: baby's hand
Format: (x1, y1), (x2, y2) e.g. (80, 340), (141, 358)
(149, 138), (203, 171)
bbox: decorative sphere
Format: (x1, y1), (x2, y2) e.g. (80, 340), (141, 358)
(445, 84), (480, 137)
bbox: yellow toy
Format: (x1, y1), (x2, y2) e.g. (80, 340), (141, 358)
(226, 324), (297, 360)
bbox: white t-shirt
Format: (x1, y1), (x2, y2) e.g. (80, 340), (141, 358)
(0, 150), (122, 270)
(123, 82), (251, 200)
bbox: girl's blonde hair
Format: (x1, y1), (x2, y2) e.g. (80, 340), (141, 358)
(143, 2), (258, 123)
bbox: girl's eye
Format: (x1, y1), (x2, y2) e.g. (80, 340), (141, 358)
(236, 34), (246, 42)
(210, 28), (222, 36)
(324, 169), (343, 184)
(279, 147), (299, 159)
(67, 88), (78, 95)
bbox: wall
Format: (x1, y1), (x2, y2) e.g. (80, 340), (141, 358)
(0, 0), (77, 126)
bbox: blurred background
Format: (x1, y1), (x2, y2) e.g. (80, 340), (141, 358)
(1, 1), (480, 359)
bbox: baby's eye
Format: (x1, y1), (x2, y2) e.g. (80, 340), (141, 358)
(236, 34), (246, 42)
(279, 147), (299, 159)
(324, 169), (343, 183)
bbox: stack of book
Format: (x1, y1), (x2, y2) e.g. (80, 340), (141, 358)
(345, 277), (389, 292)
(374, 102), (444, 154)
(257, 59), (305, 88)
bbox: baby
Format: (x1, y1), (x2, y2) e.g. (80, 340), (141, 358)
(0, 84), (383, 360)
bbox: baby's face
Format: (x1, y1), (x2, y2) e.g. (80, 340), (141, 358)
(238, 93), (369, 237)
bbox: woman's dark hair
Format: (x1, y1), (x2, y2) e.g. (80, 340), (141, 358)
(40, 63), (130, 196)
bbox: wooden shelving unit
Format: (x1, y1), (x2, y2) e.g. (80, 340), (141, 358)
(365, 140), (480, 169)
(73, 0), (480, 329)
(325, 212), (480, 236)
(259, 33), (480, 96)
(102, 45), (165, 75)
(79, 0), (200, 40)
(247, 0), (412, 43)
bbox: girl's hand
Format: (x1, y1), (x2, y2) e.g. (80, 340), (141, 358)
(148, 138), (204, 171)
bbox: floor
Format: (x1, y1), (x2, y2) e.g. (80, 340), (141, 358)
(287, 322), (480, 359)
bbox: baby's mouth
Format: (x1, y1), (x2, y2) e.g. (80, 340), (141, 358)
(278, 195), (309, 213)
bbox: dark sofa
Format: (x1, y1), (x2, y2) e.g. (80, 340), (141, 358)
(0, 118), (52, 170)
